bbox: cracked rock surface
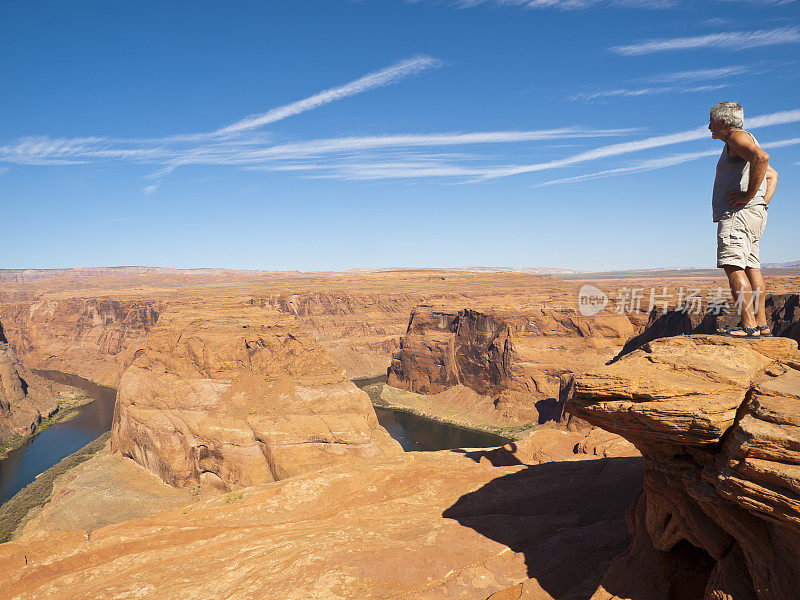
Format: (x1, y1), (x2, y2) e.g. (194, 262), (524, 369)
(565, 334), (800, 600)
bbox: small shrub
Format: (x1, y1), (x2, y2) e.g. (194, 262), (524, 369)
(224, 491), (244, 504)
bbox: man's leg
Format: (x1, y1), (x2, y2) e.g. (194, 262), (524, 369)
(722, 265), (758, 332)
(745, 267), (768, 329)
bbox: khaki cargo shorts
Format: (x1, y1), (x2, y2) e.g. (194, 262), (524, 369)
(716, 205), (768, 269)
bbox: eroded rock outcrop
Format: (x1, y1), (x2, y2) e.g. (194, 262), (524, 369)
(388, 305), (638, 423)
(0, 298), (159, 386)
(110, 301), (401, 490)
(0, 342), (59, 448)
(566, 334), (800, 600)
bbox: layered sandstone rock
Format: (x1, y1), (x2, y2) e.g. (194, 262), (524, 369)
(766, 293), (800, 343)
(388, 305), (638, 422)
(110, 301), (402, 490)
(565, 334), (800, 600)
(0, 298), (159, 387)
(0, 442), (643, 600)
(0, 342), (59, 447)
(250, 291), (417, 379)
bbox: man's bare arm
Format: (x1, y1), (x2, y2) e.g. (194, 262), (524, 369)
(764, 165), (778, 205)
(727, 131), (770, 205)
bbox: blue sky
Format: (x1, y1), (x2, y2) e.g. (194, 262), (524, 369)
(1, 0), (798, 271)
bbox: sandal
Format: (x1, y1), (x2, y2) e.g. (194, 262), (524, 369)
(759, 326), (773, 337)
(717, 321), (742, 335)
(724, 324), (762, 338)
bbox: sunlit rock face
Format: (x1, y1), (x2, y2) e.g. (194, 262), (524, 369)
(0, 340), (60, 446)
(388, 305), (638, 422)
(0, 298), (160, 387)
(566, 334), (800, 600)
(110, 301), (402, 490)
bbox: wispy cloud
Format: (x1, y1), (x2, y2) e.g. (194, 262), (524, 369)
(253, 155), (493, 181)
(570, 83), (725, 101)
(212, 56), (442, 137)
(610, 26), (800, 55)
(535, 150), (719, 186)
(641, 65), (750, 83)
(568, 64), (755, 102)
(763, 136), (800, 148)
(718, 0), (798, 5)
(0, 128), (634, 177)
(206, 128), (635, 160)
(415, 0), (675, 9)
(536, 136), (800, 186)
(476, 108), (800, 180)
(2, 44), (797, 192)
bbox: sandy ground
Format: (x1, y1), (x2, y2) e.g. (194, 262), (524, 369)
(18, 440), (193, 538)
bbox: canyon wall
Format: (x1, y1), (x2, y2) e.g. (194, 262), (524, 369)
(0, 298), (160, 387)
(387, 305), (641, 421)
(0, 342), (59, 446)
(110, 301), (402, 490)
(0, 287), (452, 386)
(567, 334), (800, 600)
(249, 291), (426, 379)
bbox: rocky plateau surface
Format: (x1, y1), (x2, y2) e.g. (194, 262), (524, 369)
(0, 428), (644, 600)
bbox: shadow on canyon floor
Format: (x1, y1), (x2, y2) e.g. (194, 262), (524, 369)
(443, 455), (644, 599)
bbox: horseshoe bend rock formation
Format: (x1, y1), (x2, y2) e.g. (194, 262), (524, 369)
(110, 302), (402, 490)
(566, 334), (800, 600)
(387, 305), (640, 422)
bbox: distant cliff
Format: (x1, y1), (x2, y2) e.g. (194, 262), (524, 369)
(0, 342), (61, 451)
(387, 305), (642, 422)
(0, 298), (160, 387)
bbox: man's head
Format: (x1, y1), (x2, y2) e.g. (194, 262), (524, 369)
(709, 101), (743, 140)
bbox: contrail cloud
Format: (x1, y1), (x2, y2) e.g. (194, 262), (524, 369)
(212, 56), (443, 137)
(536, 136), (800, 187)
(610, 26), (800, 56)
(478, 108), (800, 180)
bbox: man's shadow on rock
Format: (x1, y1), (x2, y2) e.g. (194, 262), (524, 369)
(451, 444), (526, 467)
(442, 456), (643, 600)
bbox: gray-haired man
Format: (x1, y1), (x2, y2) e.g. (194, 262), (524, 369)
(709, 101), (779, 338)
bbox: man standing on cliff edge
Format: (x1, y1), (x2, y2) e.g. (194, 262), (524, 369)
(709, 101), (779, 338)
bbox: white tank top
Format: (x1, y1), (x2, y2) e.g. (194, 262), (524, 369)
(712, 130), (767, 222)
